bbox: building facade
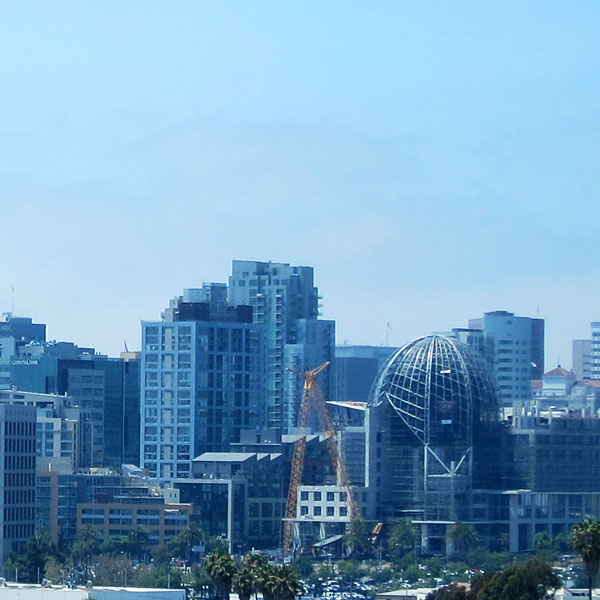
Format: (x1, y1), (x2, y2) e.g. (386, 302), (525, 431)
(0, 403), (37, 566)
(140, 287), (264, 479)
(573, 339), (592, 380)
(8, 344), (140, 469)
(0, 313), (46, 390)
(228, 260), (334, 433)
(467, 311), (545, 406)
(333, 345), (397, 404)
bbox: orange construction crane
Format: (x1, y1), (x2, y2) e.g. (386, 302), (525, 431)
(282, 361), (361, 557)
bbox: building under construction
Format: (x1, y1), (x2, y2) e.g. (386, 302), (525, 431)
(283, 363), (366, 557)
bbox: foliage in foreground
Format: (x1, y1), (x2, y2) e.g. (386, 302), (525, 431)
(425, 559), (561, 600)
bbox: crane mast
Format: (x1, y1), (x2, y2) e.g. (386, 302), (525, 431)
(282, 361), (361, 557)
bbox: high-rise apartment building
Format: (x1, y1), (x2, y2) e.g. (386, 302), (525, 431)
(140, 286), (264, 479)
(467, 311), (545, 406)
(573, 339), (592, 380)
(228, 260), (334, 432)
(0, 403), (37, 567)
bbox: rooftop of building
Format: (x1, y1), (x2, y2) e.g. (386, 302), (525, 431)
(0, 583), (184, 598)
(544, 366), (574, 377)
(326, 400), (367, 411)
(193, 452), (282, 462)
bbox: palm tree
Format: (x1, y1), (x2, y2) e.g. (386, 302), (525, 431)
(389, 521), (416, 560)
(259, 564), (300, 600)
(205, 550), (236, 600)
(127, 525), (150, 561)
(571, 517), (600, 600)
(244, 554), (269, 600)
(344, 519), (371, 557)
(446, 522), (479, 557)
(233, 566), (254, 600)
(169, 524), (204, 564)
(72, 525), (101, 578)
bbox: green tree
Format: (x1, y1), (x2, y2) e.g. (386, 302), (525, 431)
(244, 554), (270, 600)
(446, 523), (479, 558)
(21, 528), (58, 582)
(404, 564), (425, 583)
(389, 521), (416, 560)
(477, 559), (560, 600)
(72, 525), (101, 578)
(292, 556), (313, 578)
(425, 583), (467, 600)
(93, 554), (134, 586)
(466, 572), (494, 600)
(337, 559), (363, 582)
(127, 525), (150, 560)
(152, 544), (173, 568)
(43, 557), (64, 585)
(344, 519), (372, 557)
(259, 564), (300, 600)
(534, 531), (552, 552)
(571, 517), (600, 600)
(133, 564), (183, 588)
(205, 550), (236, 600)
(168, 524), (204, 564)
(552, 532), (571, 554)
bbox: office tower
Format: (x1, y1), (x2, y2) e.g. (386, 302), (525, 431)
(0, 403), (37, 567)
(283, 318), (335, 432)
(334, 345), (397, 403)
(467, 310), (545, 406)
(0, 389), (82, 471)
(573, 339), (592, 380)
(7, 342), (140, 468)
(0, 313), (46, 389)
(228, 260), (334, 432)
(140, 286), (264, 479)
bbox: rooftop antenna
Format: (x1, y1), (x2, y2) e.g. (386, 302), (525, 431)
(11, 286), (14, 316)
(124, 339), (130, 353)
(386, 322), (391, 346)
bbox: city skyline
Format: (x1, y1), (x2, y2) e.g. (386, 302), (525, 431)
(2, 3), (599, 370)
(0, 267), (592, 374)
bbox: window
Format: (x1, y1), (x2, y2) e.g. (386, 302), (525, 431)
(314, 506), (321, 516)
(178, 328), (192, 351)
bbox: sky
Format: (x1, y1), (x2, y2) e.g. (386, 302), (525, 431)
(1, 2), (599, 368)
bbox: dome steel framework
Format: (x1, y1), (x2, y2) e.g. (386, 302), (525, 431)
(371, 335), (498, 447)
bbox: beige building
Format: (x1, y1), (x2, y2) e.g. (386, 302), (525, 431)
(77, 501), (192, 546)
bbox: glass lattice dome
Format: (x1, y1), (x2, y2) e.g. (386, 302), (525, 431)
(370, 335), (498, 446)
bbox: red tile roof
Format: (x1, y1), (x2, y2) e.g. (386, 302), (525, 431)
(544, 366), (573, 377)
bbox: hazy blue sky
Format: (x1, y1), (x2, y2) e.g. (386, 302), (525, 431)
(1, 2), (599, 367)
